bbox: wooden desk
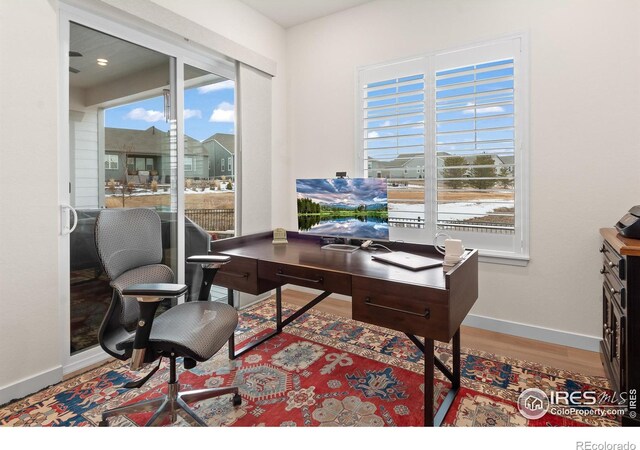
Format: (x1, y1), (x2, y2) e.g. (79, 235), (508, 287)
(210, 231), (479, 426)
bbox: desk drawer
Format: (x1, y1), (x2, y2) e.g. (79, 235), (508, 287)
(604, 271), (626, 310)
(352, 276), (450, 341)
(258, 261), (351, 295)
(214, 256), (259, 294)
(600, 241), (626, 281)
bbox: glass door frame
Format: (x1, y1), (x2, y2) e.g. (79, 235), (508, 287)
(58, 4), (236, 375)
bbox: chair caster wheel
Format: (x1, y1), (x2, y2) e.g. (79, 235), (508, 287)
(98, 419), (109, 427)
(232, 394), (242, 406)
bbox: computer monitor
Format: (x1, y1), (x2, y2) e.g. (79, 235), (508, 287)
(296, 178), (389, 242)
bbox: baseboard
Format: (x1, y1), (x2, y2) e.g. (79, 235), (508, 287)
(462, 314), (600, 352)
(283, 286), (600, 352)
(0, 366), (63, 406)
(63, 346), (111, 377)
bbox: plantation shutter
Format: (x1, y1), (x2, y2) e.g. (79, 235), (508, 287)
(360, 58), (426, 228)
(435, 42), (517, 234)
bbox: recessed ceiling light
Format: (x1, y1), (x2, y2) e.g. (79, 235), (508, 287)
(97, 58), (108, 66)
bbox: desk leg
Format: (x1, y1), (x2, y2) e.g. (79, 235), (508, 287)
(452, 328), (461, 390)
(228, 288), (236, 360)
(276, 286), (282, 332)
(424, 338), (435, 427)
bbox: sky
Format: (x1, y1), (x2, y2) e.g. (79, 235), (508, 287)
(296, 178), (388, 207)
(104, 79), (235, 142)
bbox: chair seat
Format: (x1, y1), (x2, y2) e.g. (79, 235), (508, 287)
(118, 301), (238, 362)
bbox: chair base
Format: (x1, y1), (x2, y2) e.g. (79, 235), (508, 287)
(99, 382), (241, 427)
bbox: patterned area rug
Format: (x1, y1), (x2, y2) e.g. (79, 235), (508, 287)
(0, 300), (619, 427)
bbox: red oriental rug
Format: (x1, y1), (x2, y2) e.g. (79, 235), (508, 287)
(0, 299), (619, 427)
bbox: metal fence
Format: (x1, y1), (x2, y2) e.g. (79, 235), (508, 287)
(186, 209), (234, 232)
(389, 216), (514, 234)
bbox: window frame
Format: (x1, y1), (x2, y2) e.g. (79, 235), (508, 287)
(104, 154), (118, 170)
(356, 35), (529, 265)
(184, 156), (194, 172)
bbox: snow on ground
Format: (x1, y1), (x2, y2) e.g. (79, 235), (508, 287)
(389, 199), (510, 221)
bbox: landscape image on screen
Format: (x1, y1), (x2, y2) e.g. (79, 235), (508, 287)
(296, 178), (389, 240)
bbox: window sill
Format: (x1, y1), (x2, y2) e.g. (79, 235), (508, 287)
(478, 252), (530, 267)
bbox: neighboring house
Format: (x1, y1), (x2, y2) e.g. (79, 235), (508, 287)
(104, 126), (209, 182)
(436, 152), (514, 177)
(367, 152), (513, 181)
(367, 152), (425, 179)
(202, 133), (235, 180)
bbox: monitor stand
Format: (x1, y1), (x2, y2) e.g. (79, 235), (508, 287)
(321, 243), (359, 253)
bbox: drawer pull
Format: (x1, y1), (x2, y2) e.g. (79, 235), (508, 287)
(600, 267), (608, 275)
(610, 287), (619, 296)
(221, 271), (249, 279)
(276, 270), (324, 284)
(599, 245), (608, 254)
(608, 261), (618, 269)
(364, 297), (430, 319)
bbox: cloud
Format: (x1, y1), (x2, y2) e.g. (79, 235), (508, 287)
(368, 131), (380, 138)
(197, 80), (234, 94)
(463, 106), (505, 115)
(184, 109), (202, 120)
(125, 107), (165, 122)
(209, 102), (235, 123)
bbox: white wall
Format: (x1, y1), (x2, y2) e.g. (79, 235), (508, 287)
(0, 0), (62, 402)
(285, 0), (640, 342)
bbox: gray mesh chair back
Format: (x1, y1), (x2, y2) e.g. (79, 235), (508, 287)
(95, 208), (163, 280)
(95, 208), (174, 358)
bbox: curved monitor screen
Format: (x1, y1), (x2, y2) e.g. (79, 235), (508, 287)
(296, 178), (389, 240)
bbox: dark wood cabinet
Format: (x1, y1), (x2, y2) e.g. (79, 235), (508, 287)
(600, 228), (640, 426)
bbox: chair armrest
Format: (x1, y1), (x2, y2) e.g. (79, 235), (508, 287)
(121, 283), (187, 370)
(122, 283), (188, 301)
(186, 255), (231, 268)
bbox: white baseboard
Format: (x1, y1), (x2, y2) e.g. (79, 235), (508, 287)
(0, 366), (63, 406)
(463, 314), (600, 352)
(63, 346), (111, 377)
(283, 286), (600, 352)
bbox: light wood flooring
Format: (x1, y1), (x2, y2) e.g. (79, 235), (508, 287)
(281, 289), (606, 378)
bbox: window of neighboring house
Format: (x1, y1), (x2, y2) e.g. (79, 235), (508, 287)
(184, 156), (194, 172)
(221, 158), (225, 171)
(228, 156), (232, 173)
(358, 36), (528, 262)
(127, 156), (155, 173)
(104, 154), (119, 170)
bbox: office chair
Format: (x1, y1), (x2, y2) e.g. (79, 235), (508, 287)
(94, 208), (241, 427)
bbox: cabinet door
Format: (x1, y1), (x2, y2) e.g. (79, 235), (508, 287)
(611, 302), (625, 392)
(603, 285), (613, 362)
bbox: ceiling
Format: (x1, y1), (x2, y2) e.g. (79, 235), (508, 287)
(239, 0), (374, 28)
(69, 22), (168, 90)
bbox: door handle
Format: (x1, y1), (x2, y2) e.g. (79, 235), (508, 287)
(61, 204), (78, 235)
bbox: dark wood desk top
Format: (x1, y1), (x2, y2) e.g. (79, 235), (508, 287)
(212, 231), (474, 290)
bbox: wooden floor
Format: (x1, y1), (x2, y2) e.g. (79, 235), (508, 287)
(282, 289), (606, 378)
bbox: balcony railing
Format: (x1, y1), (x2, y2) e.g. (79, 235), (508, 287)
(186, 209), (234, 233)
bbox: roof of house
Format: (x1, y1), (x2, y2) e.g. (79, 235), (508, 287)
(203, 133), (235, 154)
(368, 152), (423, 169)
(105, 127), (207, 156)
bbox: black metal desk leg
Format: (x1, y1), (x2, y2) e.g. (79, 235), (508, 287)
(424, 338), (435, 427)
(227, 288), (236, 360)
(276, 287), (282, 332)
(452, 328), (461, 390)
